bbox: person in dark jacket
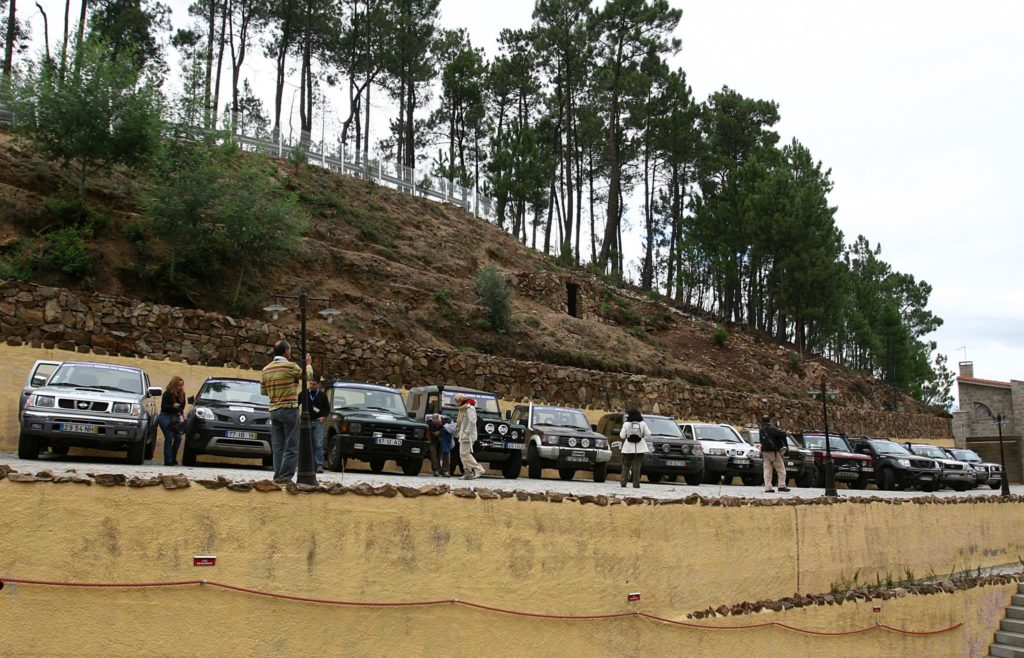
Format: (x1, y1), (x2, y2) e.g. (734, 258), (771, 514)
(305, 377), (329, 473)
(759, 414), (790, 493)
(427, 413), (453, 477)
(159, 376), (186, 466)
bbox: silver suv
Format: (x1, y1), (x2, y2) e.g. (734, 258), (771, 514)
(19, 360), (162, 464)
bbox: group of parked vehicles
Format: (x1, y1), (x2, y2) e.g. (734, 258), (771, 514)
(17, 359), (1004, 491)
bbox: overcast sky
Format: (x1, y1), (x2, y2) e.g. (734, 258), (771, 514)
(17, 0), (1023, 401)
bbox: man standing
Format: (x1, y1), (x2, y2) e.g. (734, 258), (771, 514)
(454, 393), (485, 480)
(260, 339), (311, 482)
(305, 376), (329, 474)
(759, 414), (790, 493)
(427, 412), (453, 477)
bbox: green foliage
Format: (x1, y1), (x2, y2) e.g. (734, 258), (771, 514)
(473, 262), (511, 331)
(788, 351), (801, 370)
(28, 34), (163, 198)
(34, 227), (95, 278)
(431, 288), (453, 304)
(712, 325), (728, 347)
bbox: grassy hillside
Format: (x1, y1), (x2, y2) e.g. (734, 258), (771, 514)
(0, 131), (931, 412)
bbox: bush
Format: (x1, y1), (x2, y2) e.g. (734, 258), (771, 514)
(431, 288), (453, 304)
(712, 325), (729, 347)
(789, 351), (801, 370)
(473, 263), (511, 331)
(34, 227), (95, 278)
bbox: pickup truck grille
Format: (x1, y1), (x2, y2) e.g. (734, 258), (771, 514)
(910, 459), (934, 469)
(945, 463), (965, 471)
(360, 423), (420, 441)
(213, 412), (269, 425)
(57, 399), (110, 412)
(833, 457), (863, 469)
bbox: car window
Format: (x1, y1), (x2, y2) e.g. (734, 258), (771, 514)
(950, 449), (982, 462)
(803, 434), (852, 452)
(332, 385), (407, 414)
(680, 425), (695, 440)
(871, 441), (911, 456)
(913, 445), (946, 459)
(694, 425), (741, 442)
(531, 406), (590, 430)
(440, 390), (501, 414)
(646, 417), (682, 437)
(48, 363), (143, 394)
(200, 380), (269, 405)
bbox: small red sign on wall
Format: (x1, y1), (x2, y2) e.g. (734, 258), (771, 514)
(627, 592), (640, 602)
(193, 555), (217, 567)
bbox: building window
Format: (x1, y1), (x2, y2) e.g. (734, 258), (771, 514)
(974, 402), (993, 420)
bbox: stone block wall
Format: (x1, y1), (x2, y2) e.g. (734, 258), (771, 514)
(0, 281), (951, 438)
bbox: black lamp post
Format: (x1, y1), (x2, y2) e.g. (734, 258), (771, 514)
(996, 413), (1011, 497)
(269, 292), (329, 486)
(811, 376), (838, 497)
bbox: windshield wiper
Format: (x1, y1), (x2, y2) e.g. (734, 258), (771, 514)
(47, 382), (78, 387)
(94, 385), (134, 393)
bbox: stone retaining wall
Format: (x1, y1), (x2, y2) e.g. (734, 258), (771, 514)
(0, 281), (951, 438)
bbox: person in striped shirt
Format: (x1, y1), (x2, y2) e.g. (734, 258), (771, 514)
(260, 339), (312, 482)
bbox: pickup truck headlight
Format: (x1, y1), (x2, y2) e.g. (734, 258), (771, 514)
(595, 438), (606, 449)
(567, 437), (578, 447)
(29, 394), (55, 408)
(484, 423), (495, 434)
(510, 431), (519, 440)
(195, 406), (215, 421)
(897, 458), (910, 467)
(581, 438), (590, 448)
(112, 402), (140, 416)
(498, 424), (509, 435)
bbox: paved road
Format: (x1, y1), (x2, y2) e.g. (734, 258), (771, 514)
(2, 451), (1017, 500)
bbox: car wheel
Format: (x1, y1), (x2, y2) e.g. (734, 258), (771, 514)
(144, 434), (156, 461)
(126, 439), (145, 465)
(527, 444), (542, 479)
(18, 431), (40, 460)
(647, 473), (663, 484)
(501, 451), (522, 479)
(796, 469), (816, 488)
(182, 443), (198, 467)
(369, 457), (386, 474)
(558, 468), (575, 481)
(990, 482), (1001, 490)
(325, 435), (345, 472)
(684, 470), (703, 486)
(878, 467), (896, 491)
(592, 462), (608, 483)
(401, 458), (423, 477)
(848, 474), (869, 490)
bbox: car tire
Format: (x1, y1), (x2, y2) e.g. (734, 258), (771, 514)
(501, 451), (522, 479)
(369, 457), (386, 474)
(527, 444), (542, 479)
(647, 473), (663, 484)
(325, 435), (344, 472)
(558, 468), (575, 481)
(401, 458), (423, 477)
(126, 439), (145, 465)
(592, 462), (608, 483)
(684, 470), (703, 486)
(990, 482), (1001, 490)
(18, 431), (41, 460)
(848, 474), (869, 490)
(144, 433), (156, 461)
(796, 469), (816, 488)
(878, 467), (896, 491)
(182, 444), (198, 467)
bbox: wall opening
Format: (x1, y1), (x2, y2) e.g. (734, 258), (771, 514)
(566, 282), (579, 318)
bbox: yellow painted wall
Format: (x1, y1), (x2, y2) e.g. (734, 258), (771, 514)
(1, 482), (1019, 656)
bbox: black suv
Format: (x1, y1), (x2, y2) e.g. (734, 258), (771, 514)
(848, 437), (941, 491)
(182, 377), (272, 467)
(509, 404), (611, 482)
(406, 385), (526, 479)
(323, 381), (429, 476)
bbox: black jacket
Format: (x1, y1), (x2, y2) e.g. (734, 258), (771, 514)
(759, 422), (787, 452)
(304, 388), (330, 421)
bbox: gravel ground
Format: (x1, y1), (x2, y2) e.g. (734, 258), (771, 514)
(2, 451), (1017, 500)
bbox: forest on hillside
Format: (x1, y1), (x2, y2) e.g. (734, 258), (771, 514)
(0, 0), (954, 407)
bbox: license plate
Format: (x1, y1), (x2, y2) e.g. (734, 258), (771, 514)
(786, 461), (795, 467)
(61, 423), (98, 433)
(920, 474), (933, 480)
(862, 467), (874, 472)
(733, 458), (750, 464)
(375, 438), (402, 446)
(226, 430), (255, 439)
(665, 459), (685, 467)
(504, 442), (524, 450)
(566, 455), (589, 463)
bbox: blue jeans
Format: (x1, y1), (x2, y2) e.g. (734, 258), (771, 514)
(310, 420), (324, 471)
(270, 407), (300, 480)
(157, 413), (182, 464)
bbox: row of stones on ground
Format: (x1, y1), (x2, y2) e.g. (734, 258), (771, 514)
(2, 464), (1017, 507)
(687, 573), (1023, 618)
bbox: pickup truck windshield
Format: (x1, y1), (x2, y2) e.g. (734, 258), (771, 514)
(47, 364), (142, 395)
(912, 445), (946, 459)
(531, 406), (590, 430)
(871, 441), (911, 456)
(200, 380), (268, 405)
(948, 449), (982, 462)
(803, 435), (853, 452)
(695, 425), (741, 442)
(332, 385), (407, 414)
(440, 390), (501, 415)
(647, 418), (682, 437)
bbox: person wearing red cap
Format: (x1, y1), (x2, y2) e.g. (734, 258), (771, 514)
(454, 393), (485, 480)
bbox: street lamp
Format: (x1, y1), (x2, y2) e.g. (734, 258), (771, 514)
(996, 413), (1011, 497)
(810, 376), (839, 497)
(266, 292), (330, 486)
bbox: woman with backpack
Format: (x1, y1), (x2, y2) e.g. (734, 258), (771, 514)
(618, 407), (651, 489)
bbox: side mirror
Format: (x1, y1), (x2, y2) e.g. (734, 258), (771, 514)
(30, 375), (47, 387)
(504, 409), (511, 420)
(187, 395), (195, 405)
(591, 424), (598, 431)
(408, 411), (416, 419)
(148, 387), (163, 398)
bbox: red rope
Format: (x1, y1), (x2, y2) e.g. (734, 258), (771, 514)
(0, 576), (965, 636)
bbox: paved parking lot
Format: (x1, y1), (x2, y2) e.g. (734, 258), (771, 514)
(2, 451), (1017, 500)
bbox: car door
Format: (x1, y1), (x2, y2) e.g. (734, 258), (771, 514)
(20, 360), (61, 415)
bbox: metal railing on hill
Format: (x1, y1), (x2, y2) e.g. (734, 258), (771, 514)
(0, 96), (496, 222)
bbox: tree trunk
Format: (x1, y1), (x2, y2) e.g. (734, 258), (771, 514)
(212, 4), (228, 129)
(60, 0), (69, 73)
(3, 0), (16, 80)
(272, 0), (295, 141)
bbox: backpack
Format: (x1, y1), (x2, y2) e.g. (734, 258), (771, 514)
(626, 421), (643, 443)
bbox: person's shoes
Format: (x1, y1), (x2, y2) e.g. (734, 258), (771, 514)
(164, 461), (174, 466)
(620, 483), (627, 488)
(777, 487), (790, 492)
(441, 471), (450, 477)
(633, 484), (640, 489)
(316, 468), (323, 474)
(764, 488), (774, 493)
(273, 477), (292, 484)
